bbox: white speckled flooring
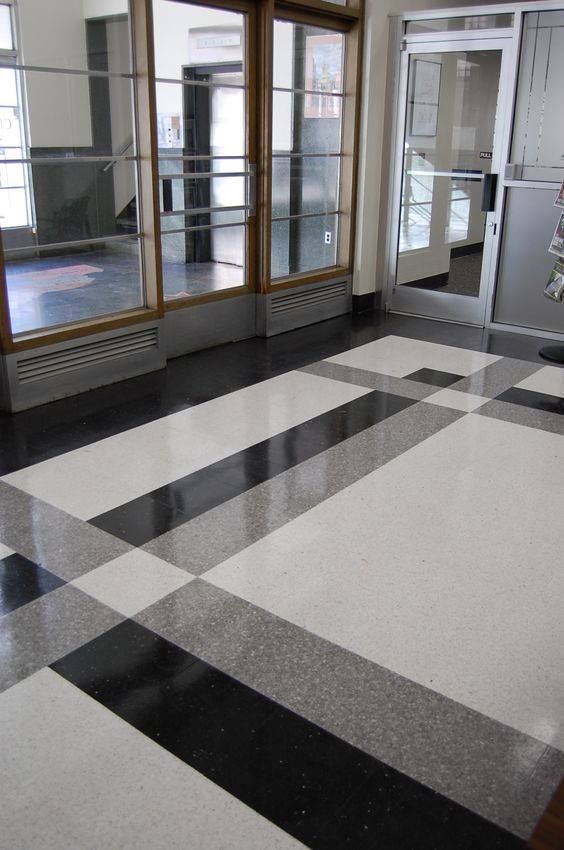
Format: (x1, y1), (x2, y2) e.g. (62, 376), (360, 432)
(0, 332), (563, 848)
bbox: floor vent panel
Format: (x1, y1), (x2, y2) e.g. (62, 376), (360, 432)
(271, 282), (349, 317)
(17, 327), (159, 385)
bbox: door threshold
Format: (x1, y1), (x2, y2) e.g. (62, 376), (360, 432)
(387, 308), (483, 329)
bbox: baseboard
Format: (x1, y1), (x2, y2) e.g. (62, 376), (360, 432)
(402, 272), (449, 290)
(352, 293), (376, 314)
(257, 277), (352, 337)
(450, 242), (483, 258)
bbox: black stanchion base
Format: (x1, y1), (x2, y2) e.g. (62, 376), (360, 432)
(539, 344), (564, 364)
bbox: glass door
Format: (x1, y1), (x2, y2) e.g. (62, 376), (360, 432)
(389, 39), (511, 325)
(152, 0), (255, 304)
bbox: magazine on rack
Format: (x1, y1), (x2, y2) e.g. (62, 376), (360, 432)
(544, 258), (564, 302)
(555, 179), (564, 209)
(548, 211), (564, 256)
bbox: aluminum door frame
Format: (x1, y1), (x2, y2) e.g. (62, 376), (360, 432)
(384, 30), (518, 326)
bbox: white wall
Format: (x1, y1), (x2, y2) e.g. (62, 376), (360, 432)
(83, 0), (128, 17)
(19, 0), (92, 148)
(353, 0), (505, 297)
(107, 17), (136, 214)
(153, 1), (242, 123)
(272, 20), (294, 151)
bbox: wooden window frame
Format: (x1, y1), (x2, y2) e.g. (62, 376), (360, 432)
(264, 2), (363, 292)
(154, 0), (258, 312)
(0, 0), (363, 352)
(0, 0), (162, 354)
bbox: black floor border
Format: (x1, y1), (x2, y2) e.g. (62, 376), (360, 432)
(495, 386), (564, 416)
(1, 313), (555, 477)
(51, 619), (524, 850)
(88, 389), (415, 546)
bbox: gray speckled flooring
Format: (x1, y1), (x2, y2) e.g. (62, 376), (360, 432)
(0, 332), (563, 848)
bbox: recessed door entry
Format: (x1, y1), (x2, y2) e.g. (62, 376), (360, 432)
(389, 39), (510, 325)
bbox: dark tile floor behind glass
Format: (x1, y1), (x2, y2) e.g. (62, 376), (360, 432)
(0, 309), (556, 477)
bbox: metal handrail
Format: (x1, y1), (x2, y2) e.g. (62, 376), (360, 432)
(103, 137), (135, 173)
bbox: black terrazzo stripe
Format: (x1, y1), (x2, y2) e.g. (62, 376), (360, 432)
(88, 389), (415, 546)
(405, 368), (465, 388)
(495, 387), (564, 416)
(1, 313), (555, 477)
(0, 553), (65, 616)
(51, 620), (524, 850)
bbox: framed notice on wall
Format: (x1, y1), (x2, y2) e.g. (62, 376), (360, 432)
(409, 59), (441, 137)
(304, 34), (342, 119)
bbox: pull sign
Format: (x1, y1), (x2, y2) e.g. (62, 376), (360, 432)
(480, 151), (492, 160)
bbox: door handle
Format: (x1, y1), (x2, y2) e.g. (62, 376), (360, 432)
(481, 173), (498, 212)
(248, 163), (257, 219)
(162, 179), (173, 213)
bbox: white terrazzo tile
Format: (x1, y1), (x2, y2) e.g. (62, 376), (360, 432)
(514, 365), (564, 398)
(206, 413), (564, 750)
(0, 669), (305, 850)
(327, 335), (500, 378)
(0, 542), (14, 560)
(2, 371), (369, 520)
(423, 388), (489, 412)
(163, 369), (370, 446)
(72, 550), (193, 617)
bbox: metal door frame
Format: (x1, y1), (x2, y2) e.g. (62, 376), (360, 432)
(384, 25), (519, 327)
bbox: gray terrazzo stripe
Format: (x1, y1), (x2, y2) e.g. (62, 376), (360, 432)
(143, 401), (462, 574)
(299, 360), (437, 400)
(0, 585), (123, 693)
(0, 481), (132, 581)
(450, 357), (542, 398)
(136, 579), (564, 839)
(476, 398), (564, 436)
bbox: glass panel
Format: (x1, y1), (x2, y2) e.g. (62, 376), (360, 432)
(0, 106), (24, 150)
(273, 21), (344, 93)
(273, 91), (342, 154)
(5, 237), (143, 335)
(155, 82), (245, 155)
(153, 0), (249, 299)
(396, 51), (502, 299)
(20, 71), (134, 157)
(1, 0), (145, 337)
(161, 226), (246, 300)
(159, 172), (246, 216)
(0, 186), (28, 227)
(4, 161), (138, 247)
(510, 11), (564, 182)
(272, 155), (340, 218)
(161, 207), (246, 233)
(272, 19), (345, 281)
(0, 5), (12, 51)
(0, 68), (18, 106)
(13, 2), (132, 73)
(152, 0), (244, 83)
(0, 160), (25, 186)
(405, 15), (513, 34)
(271, 213), (338, 279)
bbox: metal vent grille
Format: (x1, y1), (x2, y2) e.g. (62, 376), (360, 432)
(271, 281), (348, 316)
(17, 327), (159, 385)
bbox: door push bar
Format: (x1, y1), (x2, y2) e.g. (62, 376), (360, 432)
(481, 173), (498, 212)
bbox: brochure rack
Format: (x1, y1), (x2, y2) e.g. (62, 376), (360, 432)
(539, 180), (564, 364)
